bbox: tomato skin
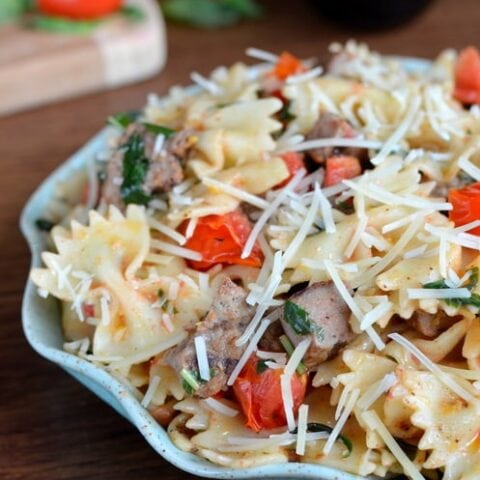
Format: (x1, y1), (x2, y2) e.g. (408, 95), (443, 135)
(276, 152), (305, 188)
(181, 210), (263, 271)
(233, 356), (307, 432)
(449, 182), (480, 235)
(454, 47), (480, 105)
(324, 155), (361, 187)
(37, 0), (123, 19)
(272, 51), (305, 80)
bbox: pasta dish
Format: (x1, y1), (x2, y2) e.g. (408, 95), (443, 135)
(30, 42), (480, 480)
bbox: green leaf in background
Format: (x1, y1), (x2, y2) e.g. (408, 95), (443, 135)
(162, 0), (263, 29)
(121, 5), (145, 22)
(31, 14), (100, 34)
(0, 0), (31, 25)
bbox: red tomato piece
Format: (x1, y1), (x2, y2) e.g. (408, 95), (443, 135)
(272, 51), (306, 80)
(449, 182), (480, 235)
(38, 0), (123, 19)
(454, 47), (480, 105)
(232, 356), (307, 432)
(324, 155), (362, 187)
(181, 210), (263, 271)
(276, 151), (305, 188)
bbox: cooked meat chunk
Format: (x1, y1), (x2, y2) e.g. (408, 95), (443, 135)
(258, 321), (285, 352)
(164, 277), (254, 398)
(281, 281), (354, 368)
(305, 112), (366, 164)
(430, 173), (473, 199)
(411, 310), (459, 338)
(100, 123), (193, 209)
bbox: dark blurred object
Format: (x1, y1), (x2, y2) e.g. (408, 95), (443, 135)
(161, 0), (263, 28)
(311, 0), (433, 30)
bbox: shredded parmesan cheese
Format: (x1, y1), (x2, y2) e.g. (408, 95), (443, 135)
(203, 177), (269, 210)
(194, 336), (211, 381)
(141, 375), (161, 408)
(295, 404), (309, 455)
(241, 168), (306, 259)
(151, 239), (202, 261)
(389, 333), (477, 403)
(190, 71), (223, 95)
(361, 410), (425, 480)
(357, 373), (396, 410)
(370, 95), (421, 165)
(280, 373), (296, 432)
(228, 319), (271, 386)
(202, 398), (238, 417)
(284, 338), (312, 376)
(407, 288), (471, 300)
(149, 218), (186, 245)
(323, 388), (360, 455)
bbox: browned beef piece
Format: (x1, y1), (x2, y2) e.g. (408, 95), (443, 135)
(100, 123), (192, 209)
(258, 321), (285, 352)
(164, 277), (254, 398)
(430, 173), (473, 199)
(411, 310), (459, 338)
(305, 112), (366, 164)
(281, 281), (354, 368)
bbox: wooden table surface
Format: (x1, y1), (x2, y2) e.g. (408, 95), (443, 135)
(1, 0), (480, 478)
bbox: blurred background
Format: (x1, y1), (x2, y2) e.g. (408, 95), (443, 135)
(0, 0), (449, 116)
(2, 1), (480, 480)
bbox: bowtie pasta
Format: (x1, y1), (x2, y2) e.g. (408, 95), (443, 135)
(30, 41), (480, 480)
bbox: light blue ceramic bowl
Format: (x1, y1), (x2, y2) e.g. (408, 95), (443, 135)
(20, 57), (431, 480)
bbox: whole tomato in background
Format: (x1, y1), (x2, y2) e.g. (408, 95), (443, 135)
(37, 0), (123, 19)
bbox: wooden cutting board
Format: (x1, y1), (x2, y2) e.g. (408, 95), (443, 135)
(0, 0), (166, 116)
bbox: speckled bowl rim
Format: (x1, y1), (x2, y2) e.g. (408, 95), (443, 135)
(20, 56), (431, 480)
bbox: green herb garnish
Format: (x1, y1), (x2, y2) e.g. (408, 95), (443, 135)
(423, 267), (480, 308)
(180, 368), (215, 394)
(284, 301), (324, 340)
(120, 133), (151, 206)
(35, 218), (55, 232)
(295, 423), (352, 457)
(180, 368), (202, 394)
(162, 0), (262, 29)
(107, 111), (139, 129)
(143, 123), (175, 137)
(279, 334), (306, 375)
(256, 359), (270, 374)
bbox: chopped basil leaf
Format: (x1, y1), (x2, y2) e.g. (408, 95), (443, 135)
(107, 111), (139, 129)
(35, 218), (54, 232)
(180, 368), (215, 394)
(296, 423), (352, 457)
(143, 123), (175, 137)
(256, 359), (270, 374)
(120, 132), (151, 206)
(180, 368), (202, 394)
(284, 301), (311, 334)
(284, 301), (324, 340)
(157, 289), (165, 298)
(423, 267), (480, 308)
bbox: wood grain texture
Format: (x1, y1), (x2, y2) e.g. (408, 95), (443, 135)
(1, 0), (479, 478)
